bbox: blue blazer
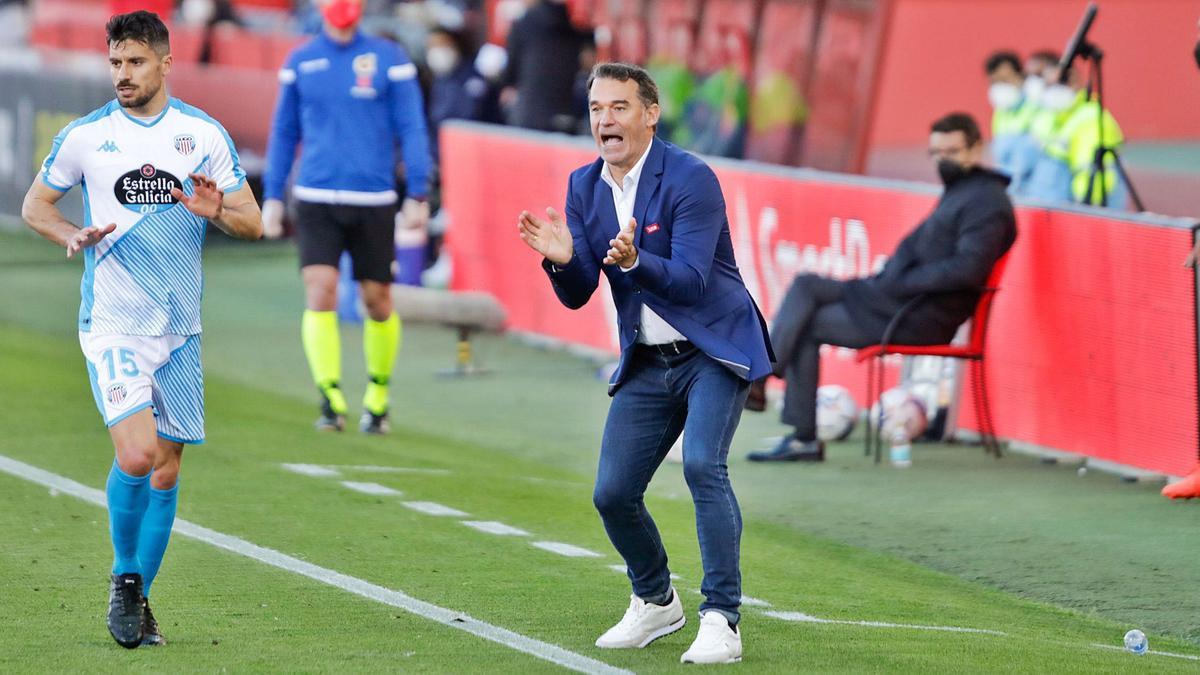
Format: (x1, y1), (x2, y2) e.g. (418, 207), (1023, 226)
(543, 138), (774, 394)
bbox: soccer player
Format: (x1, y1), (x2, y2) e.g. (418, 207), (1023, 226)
(20, 11), (262, 649)
(262, 0), (432, 434)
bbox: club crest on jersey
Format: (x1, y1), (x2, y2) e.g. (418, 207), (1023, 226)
(351, 52), (378, 98)
(174, 134), (195, 156)
(114, 163), (182, 215)
(105, 383), (128, 407)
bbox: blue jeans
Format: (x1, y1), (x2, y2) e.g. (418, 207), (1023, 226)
(593, 346), (749, 625)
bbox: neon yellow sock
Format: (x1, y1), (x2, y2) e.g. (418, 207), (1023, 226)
(301, 310), (346, 414)
(363, 312), (401, 415)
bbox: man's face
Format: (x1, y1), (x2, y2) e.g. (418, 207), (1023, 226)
(988, 61), (1022, 87)
(589, 77), (660, 169)
(109, 40), (170, 110)
(928, 130), (982, 170)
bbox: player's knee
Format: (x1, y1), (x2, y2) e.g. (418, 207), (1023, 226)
(151, 463), (179, 489)
(115, 446), (155, 477)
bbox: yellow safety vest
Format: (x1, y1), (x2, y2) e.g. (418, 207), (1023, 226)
(1043, 92), (1124, 205)
(991, 96), (1037, 137)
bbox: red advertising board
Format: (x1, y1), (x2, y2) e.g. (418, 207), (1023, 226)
(442, 123), (1199, 477)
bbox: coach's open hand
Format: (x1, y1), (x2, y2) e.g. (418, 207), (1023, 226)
(518, 207), (574, 266)
(603, 218), (638, 269)
(172, 173), (224, 220)
(66, 223), (117, 259)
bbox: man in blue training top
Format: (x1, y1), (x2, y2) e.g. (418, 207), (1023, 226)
(262, 0), (432, 434)
(21, 10), (262, 648)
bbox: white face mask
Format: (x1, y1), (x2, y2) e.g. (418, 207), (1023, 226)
(426, 46), (460, 76)
(474, 43), (508, 81)
(987, 82), (1022, 110)
(181, 0), (215, 25)
(1022, 76), (1045, 104)
(1041, 84), (1076, 112)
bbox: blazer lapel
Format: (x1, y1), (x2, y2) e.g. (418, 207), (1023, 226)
(632, 139), (665, 249)
(592, 177), (620, 246)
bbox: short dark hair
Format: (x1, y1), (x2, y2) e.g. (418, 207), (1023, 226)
(1029, 49), (1061, 65)
(106, 10), (170, 56)
(586, 62), (659, 108)
(930, 112), (982, 147)
(984, 50), (1022, 75)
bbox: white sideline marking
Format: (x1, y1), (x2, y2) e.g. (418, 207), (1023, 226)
(606, 564), (681, 581)
(1091, 644), (1200, 661)
(0, 454), (630, 675)
(335, 465), (451, 476)
(282, 463), (341, 478)
(764, 611), (1007, 635)
(533, 542), (604, 558)
(462, 521), (530, 536)
(341, 481), (403, 497)
(402, 501), (469, 517)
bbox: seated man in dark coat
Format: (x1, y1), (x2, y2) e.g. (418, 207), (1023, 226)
(747, 112), (1017, 462)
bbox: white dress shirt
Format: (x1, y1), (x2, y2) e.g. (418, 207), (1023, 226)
(600, 140), (687, 345)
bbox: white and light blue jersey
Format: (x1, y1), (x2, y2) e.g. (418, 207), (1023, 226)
(41, 97), (246, 336)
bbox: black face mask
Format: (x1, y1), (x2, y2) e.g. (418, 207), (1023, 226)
(937, 159), (969, 185)
(1194, 39), (1200, 70)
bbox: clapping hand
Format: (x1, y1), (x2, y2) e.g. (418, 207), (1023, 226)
(518, 207), (574, 266)
(603, 217), (638, 269)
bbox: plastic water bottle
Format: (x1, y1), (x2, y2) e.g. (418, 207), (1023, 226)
(889, 428), (912, 468)
(1123, 629), (1148, 655)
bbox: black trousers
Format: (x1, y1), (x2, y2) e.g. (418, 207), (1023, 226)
(771, 275), (883, 439)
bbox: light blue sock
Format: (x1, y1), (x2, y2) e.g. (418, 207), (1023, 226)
(106, 459), (150, 576)
(137, 481), (179, 597)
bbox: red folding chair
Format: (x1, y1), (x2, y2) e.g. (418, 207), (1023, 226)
(856, 253), (1010, 463)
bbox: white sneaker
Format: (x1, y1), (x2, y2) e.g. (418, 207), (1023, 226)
(595, 589), (686, 648)
(680, 612), (742, 664)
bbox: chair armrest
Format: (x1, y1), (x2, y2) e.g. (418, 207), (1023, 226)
(877, 293), (929, 351)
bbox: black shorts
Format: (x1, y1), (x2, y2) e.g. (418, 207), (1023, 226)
(295, 200), (396, 283)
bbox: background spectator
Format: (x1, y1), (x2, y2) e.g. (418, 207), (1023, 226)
(501, 0), (592, 132)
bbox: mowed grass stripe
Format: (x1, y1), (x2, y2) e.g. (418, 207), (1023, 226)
(0, 453), (630, 675)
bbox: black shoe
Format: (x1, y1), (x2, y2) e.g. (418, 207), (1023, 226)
(141, 600), (166, 647)
(746, 437), (825, 462)
(315, 394), (345, 432)
(744, 377), (767, 412)
(106, 573), (145, 649)
(359, 409), (390, 435)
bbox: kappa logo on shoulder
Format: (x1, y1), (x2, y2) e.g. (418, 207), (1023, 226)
(96, 140), (121, 153)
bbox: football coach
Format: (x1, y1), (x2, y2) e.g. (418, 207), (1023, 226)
(517, 62), (773, 664)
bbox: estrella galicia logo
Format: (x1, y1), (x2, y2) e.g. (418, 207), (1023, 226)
(113, 163), (182, 214)
(173, 134), (195, 156)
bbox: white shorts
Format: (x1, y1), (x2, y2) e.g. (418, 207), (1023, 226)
(79, 332), (205, 444)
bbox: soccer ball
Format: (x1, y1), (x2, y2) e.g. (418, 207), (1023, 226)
(870, 386), (929, 441)
(816, 385), (859, 441)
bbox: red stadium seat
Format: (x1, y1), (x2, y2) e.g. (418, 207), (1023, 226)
(264, 33), (305, 72)
(170, 25), (205, 65)
(744, 0), (818, 165)
(801, 0), (888, 172)
(208, 25), (268, 70)
(857, 253), (1012, 462)
(606, 0), (647, 64)
(645, 0), (701, 62)
(689, 0), (755, 76)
